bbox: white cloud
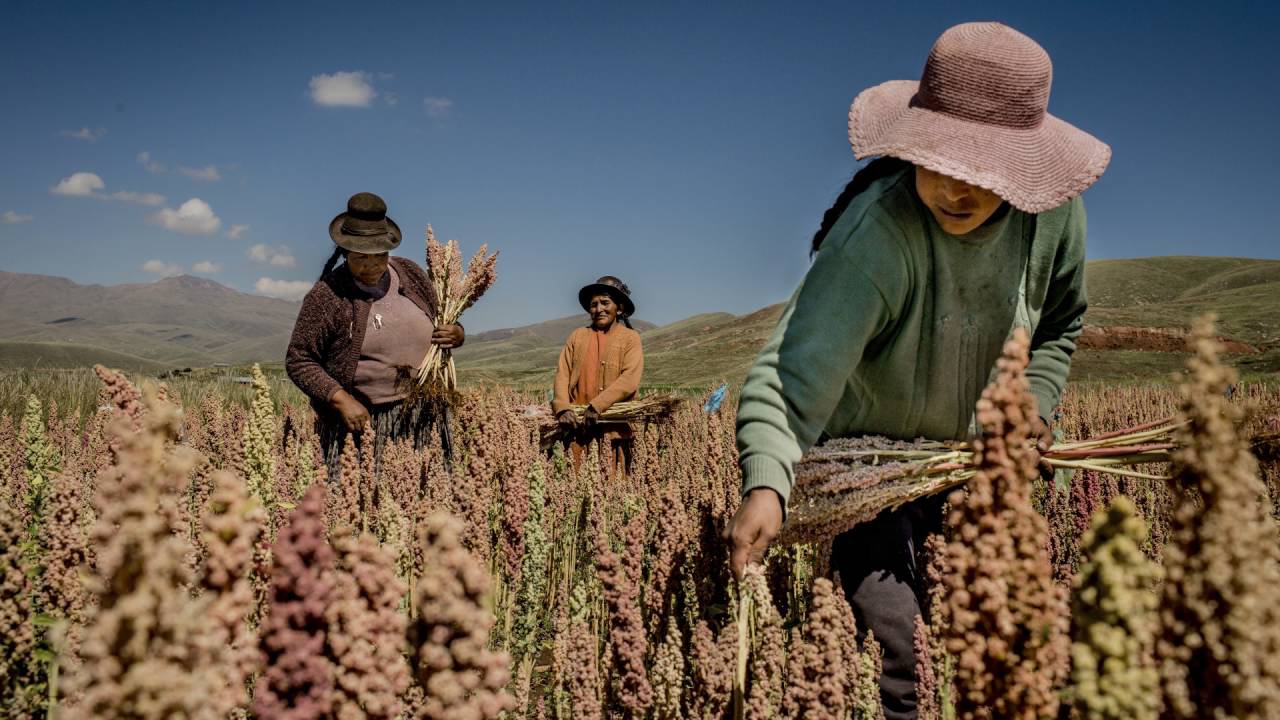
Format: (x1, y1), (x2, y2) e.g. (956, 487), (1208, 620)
(255, 277), (312, 300)
(423, 96), (454, 118)
(110, 190), (167, 206)
(137, 151), (166, 174)
(141, 259), (183, 277)
(192, 260), (223, 274)
(2, 211), (33, 224)
(310, 71), (376, 107)
(227, 224), (249, 240)
(148, 198), (222, 235)
(180, 164), (221, 182)
(51, 172), (105, 196)
(247, 243), (296, 267)
(61, 127), (106, 142)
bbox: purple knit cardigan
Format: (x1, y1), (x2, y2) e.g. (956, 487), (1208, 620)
(286, 256), (442, 412)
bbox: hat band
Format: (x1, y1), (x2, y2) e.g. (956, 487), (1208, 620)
(341, 217), (388, 236)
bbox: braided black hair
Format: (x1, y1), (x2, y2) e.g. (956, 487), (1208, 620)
(319, 246), (344, 281)
(810, 157), (910, 255)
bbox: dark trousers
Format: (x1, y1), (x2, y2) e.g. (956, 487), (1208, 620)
(318, 399), (453, 483)
(831, 496), (944, 720)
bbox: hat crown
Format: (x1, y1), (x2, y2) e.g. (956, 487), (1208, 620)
(346, 192), (388, 220)
(915, 22), (1052, 130)
(594, 275), (631, 297)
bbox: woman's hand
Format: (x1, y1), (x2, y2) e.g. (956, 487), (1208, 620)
(1031, 414), (1055, 479)
(723, 488), (784, 580)
(330, 389), (371, 432)
(432, 324), (465, 349)
(582, 405), (601, 428)
(557, 409), (580, 433)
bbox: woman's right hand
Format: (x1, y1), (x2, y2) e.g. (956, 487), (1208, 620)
(724, 488), (784, 579)
(330, 389), (371, 432)
(557, 409), (580, 433)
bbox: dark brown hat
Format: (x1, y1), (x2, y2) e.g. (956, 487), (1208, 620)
(579, 276), (635, 317)
(328, 192), (402, 254)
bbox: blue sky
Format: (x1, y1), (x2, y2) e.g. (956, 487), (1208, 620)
(1, 1), (1277, 330)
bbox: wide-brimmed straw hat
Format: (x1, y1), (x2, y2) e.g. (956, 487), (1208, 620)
(848, 22), (1110, 213)
(578, 276), (636, 317)
(329, 192), (402, 254)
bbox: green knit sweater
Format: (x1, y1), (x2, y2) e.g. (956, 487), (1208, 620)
(736, 167), (1088, 510)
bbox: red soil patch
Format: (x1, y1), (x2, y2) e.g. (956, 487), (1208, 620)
(1078, 325), (1260, 354)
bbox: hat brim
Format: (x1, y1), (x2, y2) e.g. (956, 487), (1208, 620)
(579, 284), (635, 318)
(848, 80), (1111, 213)
(328, 213), (402, 254)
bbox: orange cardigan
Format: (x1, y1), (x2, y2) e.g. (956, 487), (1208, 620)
(552, 325), (644, 415)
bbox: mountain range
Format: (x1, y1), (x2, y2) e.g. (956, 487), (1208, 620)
(2, 257), (1278, 383)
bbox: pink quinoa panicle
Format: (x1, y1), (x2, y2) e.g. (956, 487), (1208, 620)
(0, 500), (37, 708)
(913, 614), (941, 720)
(409, 512), (515, 720)
(741, 565), (786, 720)
(201, 470), (266, 717)
(327, 527), (411, 719)
(74, 397), (215, 718)
(92, 364), (145, 431)
(688, 617), (736, 720)
(1156, 316), (1280, 717)
(253, 483), (336, 720)
(937, 328), (1070, 719)
(594, 508), (653, 714)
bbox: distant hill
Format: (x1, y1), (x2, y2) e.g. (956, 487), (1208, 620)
(0, 271), (301, 366)
(4, 257), (1279, 383)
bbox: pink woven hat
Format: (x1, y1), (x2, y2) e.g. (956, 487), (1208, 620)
(848, 22), (1110, 213)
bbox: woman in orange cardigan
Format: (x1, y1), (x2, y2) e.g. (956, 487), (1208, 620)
(552, 275), (644, 475)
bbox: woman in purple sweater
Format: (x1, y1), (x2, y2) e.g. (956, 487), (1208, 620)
(286, 192), (465, 477)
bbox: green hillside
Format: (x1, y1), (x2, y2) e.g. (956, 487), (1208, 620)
(0, 341), (171, 373)
(456, 256), (1280, 389)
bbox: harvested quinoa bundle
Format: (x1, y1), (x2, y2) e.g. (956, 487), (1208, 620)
(1071, 495), (1160, 720)
(1156, 316), (1280, 717)
(327, 528), (411, 719)
(201, 470), (266, 717)
(936, 329), (1070, 719)
(74, 397), (215, 718)
(253, 483), (336, 719)
(409, 512), (514, 720)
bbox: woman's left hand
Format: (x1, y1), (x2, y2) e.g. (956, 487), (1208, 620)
(582, 405), (600, 428)
(432, 324), (465, 349)
(1031, 415), (1055, 478)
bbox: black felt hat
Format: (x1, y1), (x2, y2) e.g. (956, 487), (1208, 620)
(578, 275), (635, 318)
(328, 192), (402, 253)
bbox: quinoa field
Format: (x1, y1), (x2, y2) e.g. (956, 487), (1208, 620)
(2, 322), (1280, 719)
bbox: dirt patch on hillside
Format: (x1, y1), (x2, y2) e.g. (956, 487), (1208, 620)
(1079, 325), (1259, 354)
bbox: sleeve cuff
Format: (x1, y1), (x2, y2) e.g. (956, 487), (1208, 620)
(740, 455), (792, 518)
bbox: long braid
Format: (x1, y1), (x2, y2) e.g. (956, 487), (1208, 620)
(811, 157), (910, 255)
(319, 246), (344, 281)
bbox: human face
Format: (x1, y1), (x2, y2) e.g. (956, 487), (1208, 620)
(588, 294), (620, 330)
(346, 251), (389, 285)
(914, 166), (1005, 236)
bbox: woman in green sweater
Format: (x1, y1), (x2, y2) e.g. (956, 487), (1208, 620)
(724, 22), (1110, 719)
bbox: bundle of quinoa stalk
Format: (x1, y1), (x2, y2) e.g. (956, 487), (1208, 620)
(780, 416), (1189, 545)
(534, 395), (684, 449)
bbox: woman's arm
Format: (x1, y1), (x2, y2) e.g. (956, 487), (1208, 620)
(285, 285), (345, 404)
(551, 332), (577, 415)
(735, 218), (903, 514)
(587, 334), (644, 413)
(1026, 198), (1088, 423)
